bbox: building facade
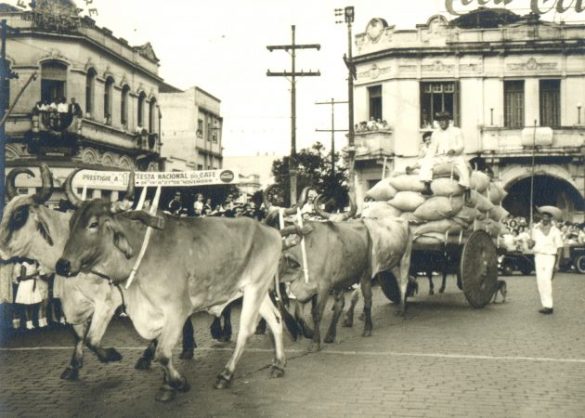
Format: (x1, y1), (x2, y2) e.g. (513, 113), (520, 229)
(352, 9), (585, 220)
(159, 85), (223, 172)
(1, 0), (163, 203)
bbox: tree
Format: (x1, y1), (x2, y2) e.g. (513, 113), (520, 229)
(271, 142), (349, 208)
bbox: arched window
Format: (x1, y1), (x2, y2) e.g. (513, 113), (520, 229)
(148, 97), (157, 132)
(137, 91), (146, 127)
(41, 61), (67, 104)
(121, 85), (130, 126)
(85, 68), (97, 116)
(104, 76), (114, 124)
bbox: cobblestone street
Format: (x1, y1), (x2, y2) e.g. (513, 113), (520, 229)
(1, 272), (584, 417)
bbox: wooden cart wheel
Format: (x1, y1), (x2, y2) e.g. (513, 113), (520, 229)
(460, 230), (498, 308)
(377, 271), (401, 303)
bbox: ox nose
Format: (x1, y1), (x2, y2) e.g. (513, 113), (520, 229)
(55, 258), (71, 276)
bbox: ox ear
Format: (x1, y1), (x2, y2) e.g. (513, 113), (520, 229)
(107, 221), (134, 259)
(114, 230), (134, 259)
(36, 216), (54, 247)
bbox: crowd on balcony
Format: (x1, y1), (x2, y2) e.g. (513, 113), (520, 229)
(355, 116), (390, 132)
(32, 97), (83, 131)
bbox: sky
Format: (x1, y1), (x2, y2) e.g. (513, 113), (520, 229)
(6, 0), (585, 157)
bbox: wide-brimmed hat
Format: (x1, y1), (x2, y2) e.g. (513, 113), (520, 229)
(536, 206), (563, 220)
(435, 111), (451, 120)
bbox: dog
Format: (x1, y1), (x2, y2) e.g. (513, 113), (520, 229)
(492, 279), (507, 303)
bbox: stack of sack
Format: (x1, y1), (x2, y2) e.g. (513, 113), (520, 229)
(364, 165), (509, 246)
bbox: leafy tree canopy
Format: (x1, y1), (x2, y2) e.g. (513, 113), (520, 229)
(270, 142), (349, 208)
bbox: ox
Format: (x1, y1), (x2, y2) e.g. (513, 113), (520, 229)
(0, 166), (193, 381)
(56, 198), (286, 402)
(0, 165), (127, 378)
(267, 189), (414, 351)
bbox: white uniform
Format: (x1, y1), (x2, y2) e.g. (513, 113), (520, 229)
(419, 126), (470, 188)
(531, 223), (563, 309)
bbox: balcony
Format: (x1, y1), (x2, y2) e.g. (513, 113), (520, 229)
(354, 128), (394, 161)
(479, 126), (585, 156)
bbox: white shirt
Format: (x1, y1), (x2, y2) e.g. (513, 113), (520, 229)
(428, 126), (464, 157)
(532, 223), (563, 256)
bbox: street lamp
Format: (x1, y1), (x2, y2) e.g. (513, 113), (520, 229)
(335, 6), (356, 193)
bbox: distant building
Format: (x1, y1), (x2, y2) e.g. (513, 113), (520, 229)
(224, 154), (278, 194)
(159, 84), (223, 171)
(1, 0), (164, 203)
(352, 9), (585, 220)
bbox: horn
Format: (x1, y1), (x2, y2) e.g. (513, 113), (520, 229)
(125, 170), (135, 201)
(5, 168), (34, 201)
(32, 163), (54, 204)
(313, 194), (334, 220)
(297, 186), (311, 209)
(64, 168), (83, 208)
(341, 193), (358, 221)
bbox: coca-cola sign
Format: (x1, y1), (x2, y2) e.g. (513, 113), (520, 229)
(445, 0), (585, 16)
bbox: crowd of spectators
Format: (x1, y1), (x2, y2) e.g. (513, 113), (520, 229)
(355, 117), (389, 132)
(0, 259), (66, 333)
(32, 97), (83, 130)
(165, 192), (265, 220)
(499, 215), (585, 254)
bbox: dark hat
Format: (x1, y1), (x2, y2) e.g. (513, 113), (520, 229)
(435, 111), (451, 120)
(536, 206), (562, 220)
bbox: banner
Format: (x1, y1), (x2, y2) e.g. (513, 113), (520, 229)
(72, 169), (239, 189)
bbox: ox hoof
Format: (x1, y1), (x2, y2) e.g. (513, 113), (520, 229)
(323, 334), (335, 344)
(60, 367), (79, 381)
(342, 318), (353, 328)
(429, 290), (435, 295)
(362, 329), (372, 338)
(155, 385), (176, 403)
(270, 365), (285, 379)
(134, 357), (151, 370)
(103, 348), (123, 363)
(172, 378), (191, 393)
(214, 376), (232, 390)
(179, 350), (194, 360)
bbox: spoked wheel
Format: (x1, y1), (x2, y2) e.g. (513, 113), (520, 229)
(575, 255), (585, 274)
(377, 271), (401, 303)
(460, 230), (498, 308)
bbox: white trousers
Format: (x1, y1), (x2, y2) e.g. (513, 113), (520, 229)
(534, 253), (555, 309)
(419, 155), (470, 188)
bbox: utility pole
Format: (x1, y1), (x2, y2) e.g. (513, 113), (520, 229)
(335, 6), (356, 193)
(0, 19), (20, 218)
(315, 98), (348, 179)
(267, 25), (320, 205)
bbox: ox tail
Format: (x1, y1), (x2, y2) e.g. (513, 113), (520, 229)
(269, 285), (301, 341)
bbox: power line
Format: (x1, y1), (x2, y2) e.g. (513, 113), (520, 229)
(266, 25), (320, 205)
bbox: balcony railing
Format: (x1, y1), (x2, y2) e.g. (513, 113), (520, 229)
(354, 129), (394, 160)
(479, 126), (585, 154)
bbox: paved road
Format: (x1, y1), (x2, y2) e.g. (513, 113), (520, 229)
(0, 272), (584, 417)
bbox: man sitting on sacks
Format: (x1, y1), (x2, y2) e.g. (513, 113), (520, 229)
(407, 111), (471, 199)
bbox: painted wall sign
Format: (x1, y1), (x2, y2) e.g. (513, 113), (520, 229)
(73, 169), (240, 189)
(445, 0), (585, 16)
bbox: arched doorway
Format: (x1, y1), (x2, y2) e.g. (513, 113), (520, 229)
(503, 174), (584, 219)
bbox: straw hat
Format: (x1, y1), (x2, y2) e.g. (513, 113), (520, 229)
(536, 206), (563, 220)
(435, 111), (451, 120)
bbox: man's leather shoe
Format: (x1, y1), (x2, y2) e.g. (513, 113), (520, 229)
(539, 307), (554, 314)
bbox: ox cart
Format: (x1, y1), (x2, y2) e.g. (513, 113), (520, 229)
(378, 230), (499, 308)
